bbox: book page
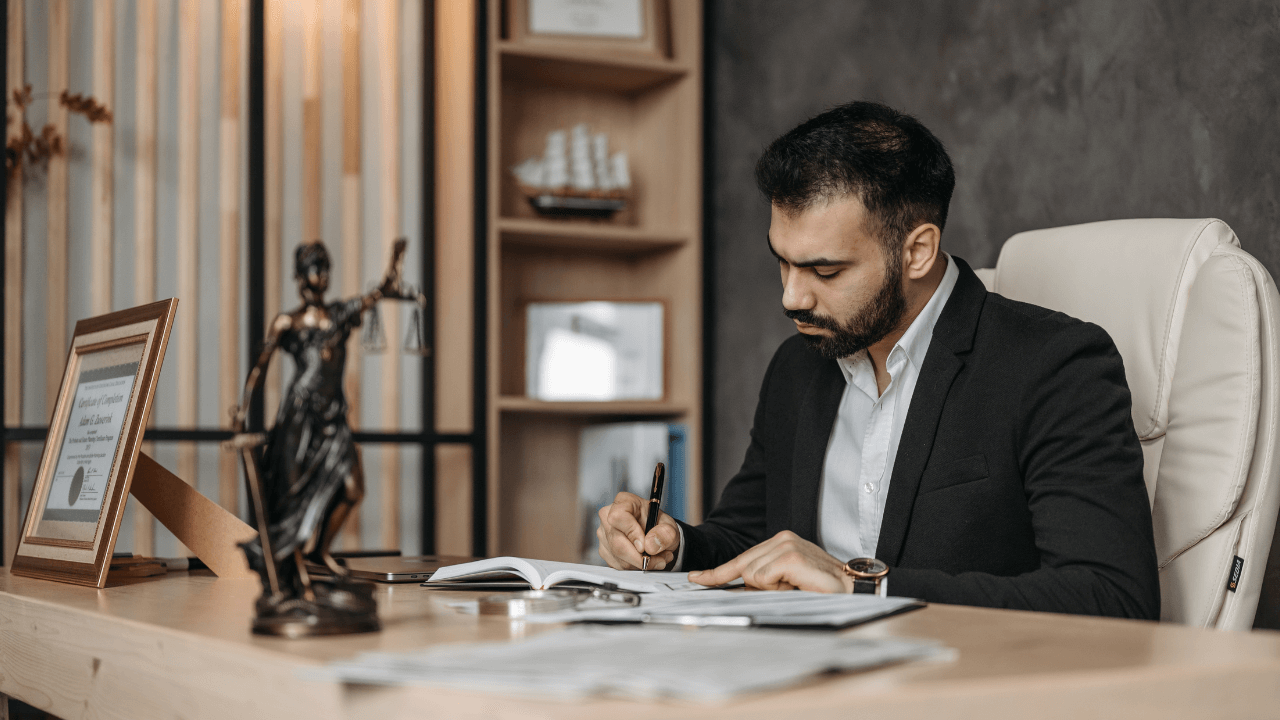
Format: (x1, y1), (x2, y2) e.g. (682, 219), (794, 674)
(425, 557), (703, 592)
(426, 557), (545, 587)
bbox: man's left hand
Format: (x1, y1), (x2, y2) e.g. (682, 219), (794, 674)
(688, 531), (855, 593)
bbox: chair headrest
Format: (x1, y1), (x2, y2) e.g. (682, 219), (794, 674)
(994, 218), (1240, 440)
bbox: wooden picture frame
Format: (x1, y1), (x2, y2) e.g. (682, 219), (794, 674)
(10, 299), (178, 587)
(506, 0), (670, 58)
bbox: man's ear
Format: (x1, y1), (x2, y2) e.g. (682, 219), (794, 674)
(902, 223), (941, 281)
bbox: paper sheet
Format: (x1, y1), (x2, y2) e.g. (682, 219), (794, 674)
(319, 625), (951, 702)
(522, 589), (923, 627)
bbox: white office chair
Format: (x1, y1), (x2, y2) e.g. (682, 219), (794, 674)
(975, 218), (1280, 630)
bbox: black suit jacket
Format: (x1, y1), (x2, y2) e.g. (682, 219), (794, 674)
(682, 257), (1160, 619)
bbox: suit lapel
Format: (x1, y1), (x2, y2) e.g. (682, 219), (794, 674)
(876, 257), (986, 564)
(789, 360), (846, 543)
(874, 351), (964, 564)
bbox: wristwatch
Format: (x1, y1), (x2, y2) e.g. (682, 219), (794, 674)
(843, 558), (889, 597)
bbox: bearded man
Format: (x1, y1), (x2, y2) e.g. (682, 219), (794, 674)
(596, 101), (1161, 619)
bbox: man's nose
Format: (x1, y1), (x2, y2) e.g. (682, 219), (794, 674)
(781, 269), (814, 311)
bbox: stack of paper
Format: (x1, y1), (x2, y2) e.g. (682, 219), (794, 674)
(321, 625), (949, 702)
(524, 588), (923, 628)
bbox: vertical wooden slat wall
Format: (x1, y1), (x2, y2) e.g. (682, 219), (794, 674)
(3, 0), (23, 560)
(45, 0), (68, 415)
(264, 0), (284, 421)
(339, 0), (363, 549)
(219, 0), (244, 515)
(174, 0), (200, 556)
(133, 0), (158, 556)
(3, 0), (435, 559)
(91, 0), (114, 317)
(372, 0), (401, 550)
(301, 0), (321, 244)
(434, 0), (476, 555)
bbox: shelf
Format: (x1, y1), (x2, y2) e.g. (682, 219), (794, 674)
(497, 396), (689, 417)
(487, 0), (704, 555)
(498, 217), (688, 253)
(498, 41), (688, 93)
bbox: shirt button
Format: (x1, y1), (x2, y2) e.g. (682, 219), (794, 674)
(863, 482), (875, 494)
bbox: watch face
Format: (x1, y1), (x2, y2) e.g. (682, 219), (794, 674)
(846, 558), (888, 577)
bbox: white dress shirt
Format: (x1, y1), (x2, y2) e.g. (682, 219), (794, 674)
(817, 254), (958, 560)
(669, 254), (958, 570)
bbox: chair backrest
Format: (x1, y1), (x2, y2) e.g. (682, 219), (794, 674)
(979, 218), (1280, 630)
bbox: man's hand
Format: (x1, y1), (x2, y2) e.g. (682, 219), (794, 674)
(596, 492), (680, 570)
(688, 530), (854, 592)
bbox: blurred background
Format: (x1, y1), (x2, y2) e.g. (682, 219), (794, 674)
(3, 0), (1277, 566)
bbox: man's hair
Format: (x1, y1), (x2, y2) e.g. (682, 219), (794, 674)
(755, 101), (955, 250)
(295, 241), (331, 279)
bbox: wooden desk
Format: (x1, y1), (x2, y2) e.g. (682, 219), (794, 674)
(2, 568), (1279, 719)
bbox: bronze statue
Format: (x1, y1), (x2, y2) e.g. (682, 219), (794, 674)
(231, 238), (419, 637)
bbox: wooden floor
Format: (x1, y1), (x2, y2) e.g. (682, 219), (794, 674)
(1, 568), (1279, 719)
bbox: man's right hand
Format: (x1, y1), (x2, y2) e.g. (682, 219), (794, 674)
(596, 492), (680, 571)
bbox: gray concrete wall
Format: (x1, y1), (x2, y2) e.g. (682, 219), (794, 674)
(708, 0), (1280, 499)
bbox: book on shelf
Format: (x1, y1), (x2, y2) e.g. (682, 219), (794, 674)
(577, 421), (686, 565)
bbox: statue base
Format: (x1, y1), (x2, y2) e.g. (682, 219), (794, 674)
(251, 576), (381, 639)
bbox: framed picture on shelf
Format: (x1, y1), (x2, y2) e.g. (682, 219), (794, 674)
(525, 300), (665, 401)
(507, 0), (670, 57)
(10, 299), (177, 587)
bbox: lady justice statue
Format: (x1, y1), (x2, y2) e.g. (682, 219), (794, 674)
(231, 238), (420, 637)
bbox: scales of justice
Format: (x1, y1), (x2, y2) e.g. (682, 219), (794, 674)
(229, 238), (426, 638)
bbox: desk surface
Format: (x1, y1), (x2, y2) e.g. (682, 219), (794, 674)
(2, 568), (1279, 719)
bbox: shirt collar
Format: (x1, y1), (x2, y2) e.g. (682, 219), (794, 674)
(835, 253), (959, 383)
(897, 252), (959, 372)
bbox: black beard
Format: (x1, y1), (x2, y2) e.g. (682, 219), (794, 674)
(784, 258), (907, 360)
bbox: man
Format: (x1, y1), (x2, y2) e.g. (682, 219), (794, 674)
(596, 101), (1160, 618)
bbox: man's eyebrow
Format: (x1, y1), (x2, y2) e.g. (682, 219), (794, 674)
(766, 236), (849, 268)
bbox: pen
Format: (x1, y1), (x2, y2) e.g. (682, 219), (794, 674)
(641, 462), (666, 572)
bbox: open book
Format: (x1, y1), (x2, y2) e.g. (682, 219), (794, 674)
(424, 556), (704, 593)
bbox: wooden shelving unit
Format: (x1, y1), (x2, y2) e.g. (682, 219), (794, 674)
(485, 0), (703, 561)
(498, 41), (690, 93)
(496, 396), (690, 416)
(498, 217), (688, 253)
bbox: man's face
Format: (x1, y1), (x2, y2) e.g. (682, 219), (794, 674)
(768, 195), (907, 360)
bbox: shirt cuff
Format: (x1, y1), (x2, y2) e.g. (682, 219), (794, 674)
(670, 523), (687, 572)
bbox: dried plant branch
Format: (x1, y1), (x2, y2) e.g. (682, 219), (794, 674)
(59, 90), (113, 123)
(6, 83), (112, 186)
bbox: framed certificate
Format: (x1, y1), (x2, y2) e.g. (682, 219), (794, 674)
(507, 0), (669, 57)
(10, 299), (177, 587)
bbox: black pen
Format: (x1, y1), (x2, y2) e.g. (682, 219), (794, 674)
(641, 462), (666, 572)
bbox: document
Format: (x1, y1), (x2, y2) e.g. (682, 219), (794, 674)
(42, 362), (139, 523)
(424, 556), (705, 593)
(319, 625), (951, 702)
(525, 589), (924, 629)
